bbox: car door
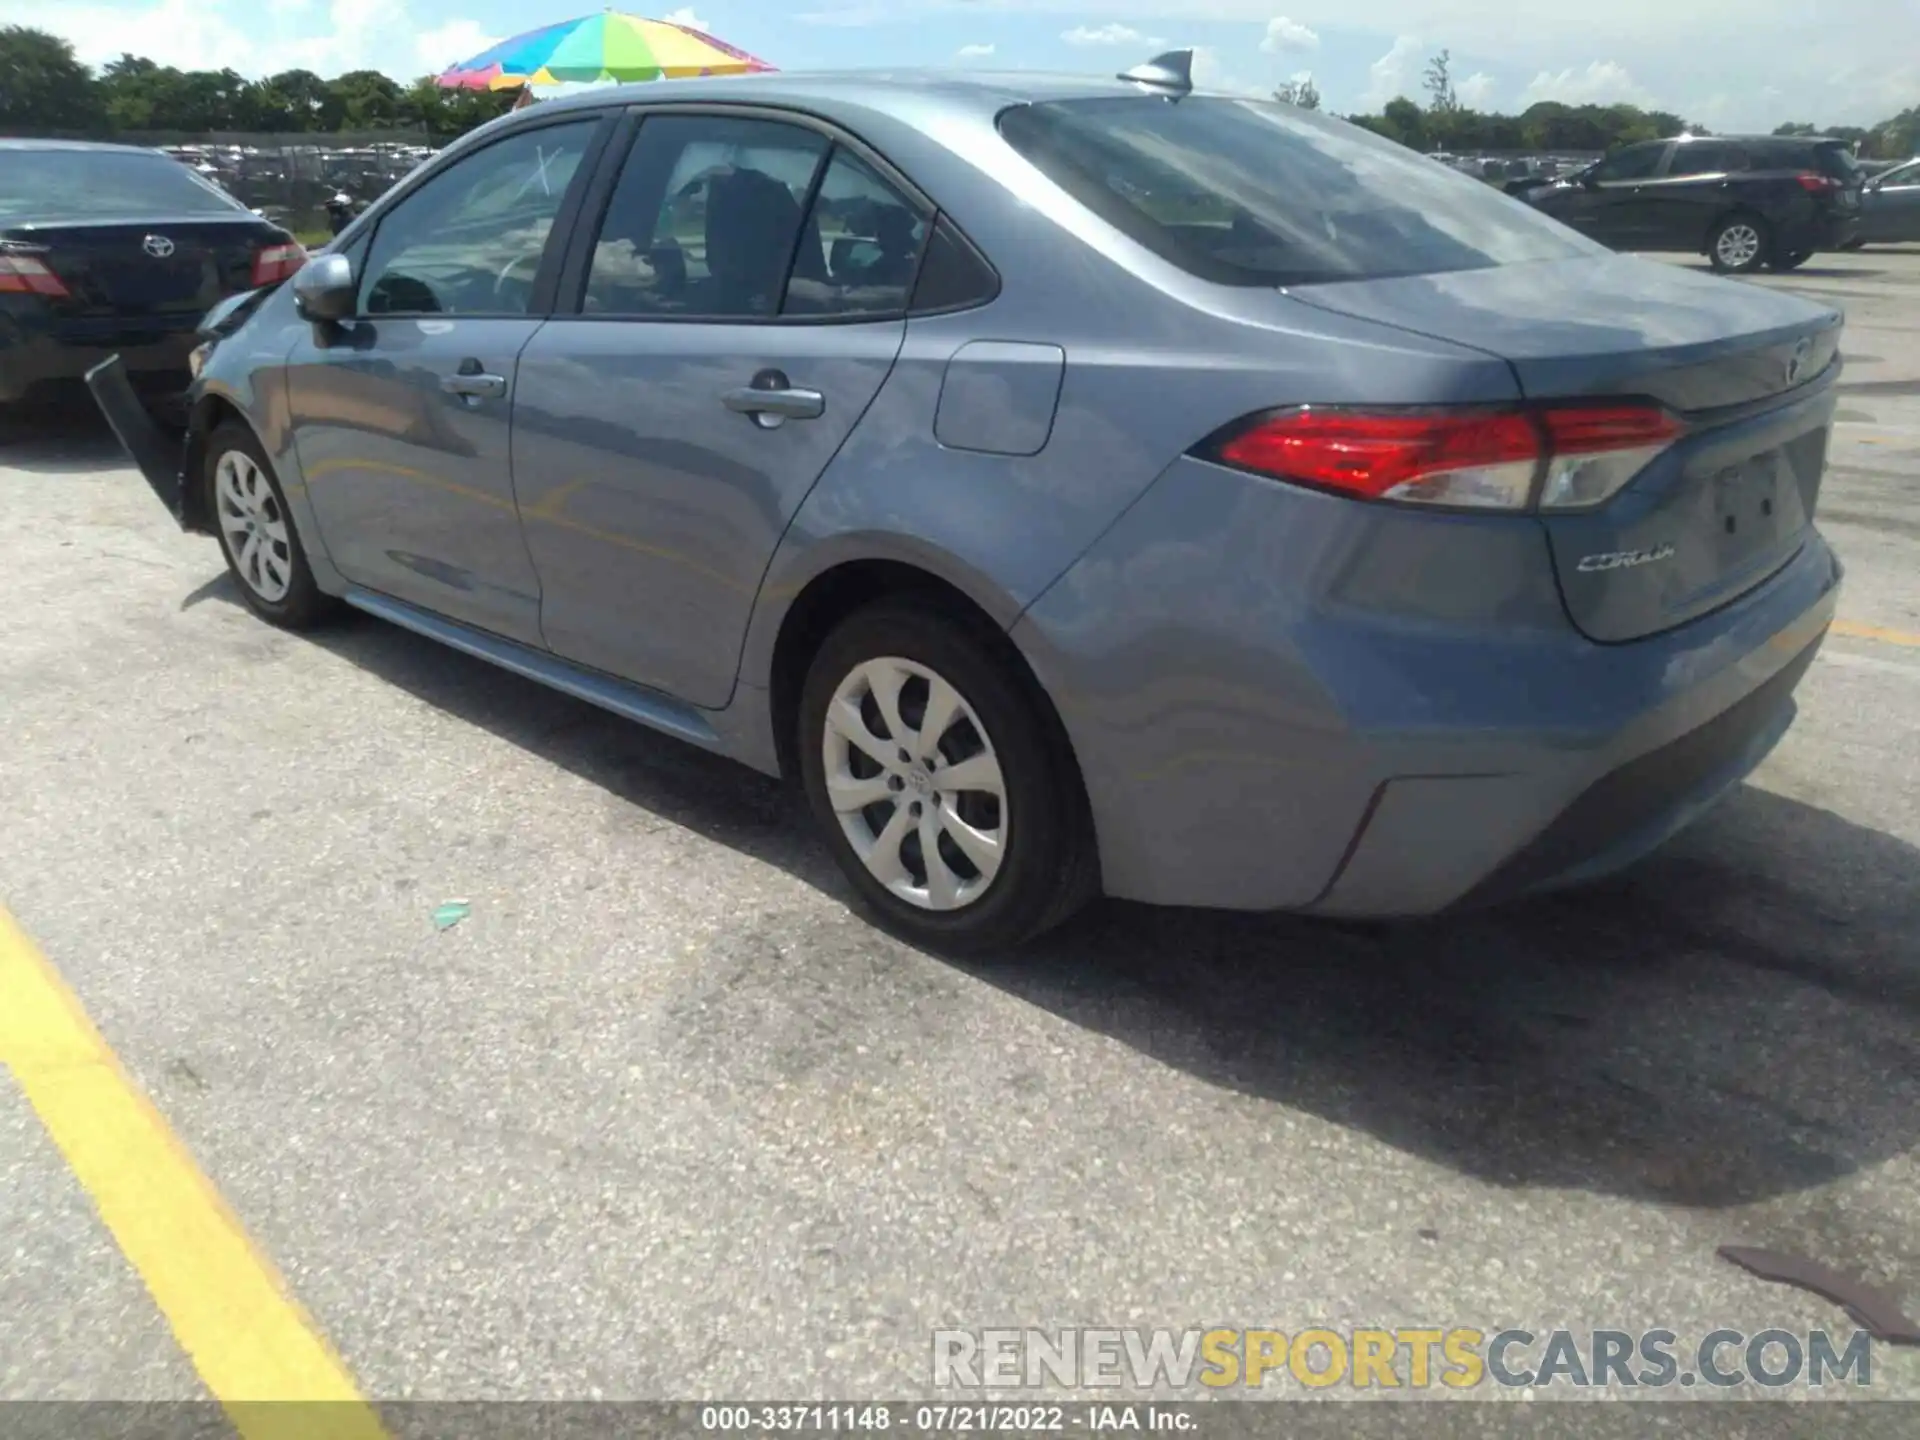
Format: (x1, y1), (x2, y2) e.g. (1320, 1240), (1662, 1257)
(1537, 143), (1668, 248)
(509, 109), (924, 708)
(1638, 141), (1746, 250)
(1864, 159), (1920, 242)
(283, 116), (610, 644)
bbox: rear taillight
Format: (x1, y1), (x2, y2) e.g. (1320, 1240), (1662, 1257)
(1206, 403), (1683, 512)
(250, 241), (307, 287)
(1795, 172), (1839, 195)
(0, 251), (70, 298)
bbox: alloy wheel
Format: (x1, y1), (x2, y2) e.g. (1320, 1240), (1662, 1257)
(820, 656), (1007, 911)
(1715, 222), (1762, 270)
(214, 450), (293, 603)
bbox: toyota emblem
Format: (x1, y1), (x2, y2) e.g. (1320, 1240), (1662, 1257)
(142, 234), (175, 258)
(1785, 338), (1812, 386)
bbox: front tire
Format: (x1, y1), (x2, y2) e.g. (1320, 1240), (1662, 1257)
(1708, 214), (1769, 273)
(205, 421), (339, 629)
(1768, 248), (1813, 272)
(798, 598), (1095, 954)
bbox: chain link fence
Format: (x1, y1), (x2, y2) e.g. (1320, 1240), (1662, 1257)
(113, 130), (442, 240)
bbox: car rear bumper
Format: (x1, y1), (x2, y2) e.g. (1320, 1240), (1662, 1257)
(1, 323), (199, 403)
(1012, 454), (1843, 916)
(1781, 211), (1861, 254)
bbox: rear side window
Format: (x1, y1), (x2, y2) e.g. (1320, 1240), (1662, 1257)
(1667, 143), (1747, 177)
(0, 149), (245, 224)
(1812, 142), (1862, 180)
(996, 96), (1594, 288)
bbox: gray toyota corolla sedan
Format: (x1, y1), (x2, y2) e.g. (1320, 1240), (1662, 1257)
(90, 53), (1846, 952)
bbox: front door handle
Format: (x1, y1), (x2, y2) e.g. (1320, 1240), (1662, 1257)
(724, 368), (824, 427)
(443, 372), (507, 399)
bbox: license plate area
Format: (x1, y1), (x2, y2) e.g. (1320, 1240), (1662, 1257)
(1707, 443), (1809, 570)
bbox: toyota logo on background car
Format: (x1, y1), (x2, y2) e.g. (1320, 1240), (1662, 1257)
(142, 234), (175, 258)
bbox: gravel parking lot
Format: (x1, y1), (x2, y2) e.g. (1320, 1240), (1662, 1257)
(2, 250), (1918, 1423)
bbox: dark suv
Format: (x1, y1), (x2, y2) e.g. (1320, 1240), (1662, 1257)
(1522, 134), (1863, 274)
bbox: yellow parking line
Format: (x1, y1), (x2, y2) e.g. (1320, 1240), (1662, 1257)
(1833, 619), (1920, 649)
(0, 906), (388, 1440)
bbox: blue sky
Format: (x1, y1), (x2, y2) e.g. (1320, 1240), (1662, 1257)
(5, 0), (1913, 131)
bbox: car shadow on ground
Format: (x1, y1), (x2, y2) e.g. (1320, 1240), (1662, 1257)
(0, 396), (136, 476)
(226, 598), (1920, 1223)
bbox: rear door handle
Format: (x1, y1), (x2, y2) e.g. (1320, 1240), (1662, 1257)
(724, 369), (824, 426)
(443, 372), (507, 399)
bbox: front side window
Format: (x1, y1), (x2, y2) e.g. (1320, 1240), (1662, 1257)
(996, 96), (1596, 289)
(359, 121), (598, 317)
(1592, 144), (1666, 183)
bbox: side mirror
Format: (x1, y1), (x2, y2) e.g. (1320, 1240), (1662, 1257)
(1581, 170), (1602, 190)
(293, 252), (356, 322)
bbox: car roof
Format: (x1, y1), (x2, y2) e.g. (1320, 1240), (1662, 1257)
(1672, 133), (1850, 145)
(0, 137), (167, 155)
(527, 67), (1237, 122)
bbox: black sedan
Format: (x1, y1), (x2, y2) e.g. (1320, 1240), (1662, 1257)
(1, 140), (306, 415)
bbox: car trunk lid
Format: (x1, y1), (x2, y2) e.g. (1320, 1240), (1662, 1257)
(2, 216), (285, 321)
(1286, 254), (1843, 642)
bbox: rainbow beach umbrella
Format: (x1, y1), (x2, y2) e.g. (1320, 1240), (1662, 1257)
(437, 9), (775, 91)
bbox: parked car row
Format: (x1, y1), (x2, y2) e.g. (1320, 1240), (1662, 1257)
(1513, 132), (1870, 272)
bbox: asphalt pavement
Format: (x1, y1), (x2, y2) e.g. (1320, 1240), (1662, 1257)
(1, 249), (1917, 1424)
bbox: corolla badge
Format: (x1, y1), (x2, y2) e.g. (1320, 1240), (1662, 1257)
(1578, 542), (1676, 573)
(142, 234), (175, 258)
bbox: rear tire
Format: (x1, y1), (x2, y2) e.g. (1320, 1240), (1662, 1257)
(205, 421), (340, 630)
(1708, 213), (1769, 273)
(798, 598), (1096, 955)
(1768, 249), (1813, 272)
(1840, 237), (1867, 251)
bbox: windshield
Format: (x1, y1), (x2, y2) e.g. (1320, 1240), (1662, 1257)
(996, 96), (1597, 288)
(0, 149), (247, 224)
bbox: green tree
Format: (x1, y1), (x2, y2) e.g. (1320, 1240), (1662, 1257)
(0, 26), (103, 132)
(1381, 96), (1428, 150)
(327, 69), (403, 130)
(260, 69), (337, 130)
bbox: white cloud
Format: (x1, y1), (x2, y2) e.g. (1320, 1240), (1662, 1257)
(956, 43), (996, 58)
(795, 5), (890, 25)
(0, 0), (420, 78)
(1456, 71), (1498, 109)
(1062, 23), (1165, 47)
(1518, 60), (1655, 108)
(662, 7), (710, 30)
(1259, 17), (1318, 53)
(416, 20), (500, 76)
(1360, 34), (1424, 109)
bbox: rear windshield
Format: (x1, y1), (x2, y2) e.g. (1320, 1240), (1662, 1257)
(0, 149), (246, 224)
(996, 96), (1596, 287)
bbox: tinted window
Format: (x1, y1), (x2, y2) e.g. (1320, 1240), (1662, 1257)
(910, 215), (998, 312)
(360, 121), (596, 316)
(0, 149), (245, 224)
(1883, 160), (1920, 187)
(583, 115), (827, 319)
(782, 149), (928, 317)
(996, 97), (1592, 287)
(1592, 143), (1666, 182)
(1813, 142), (1862, 179)
(1667, 143), (1745, 177)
